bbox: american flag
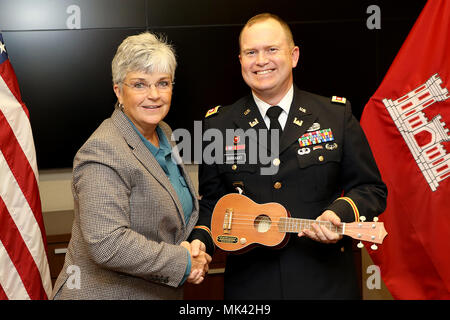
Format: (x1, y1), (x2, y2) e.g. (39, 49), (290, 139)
(0, 33), (52, 299)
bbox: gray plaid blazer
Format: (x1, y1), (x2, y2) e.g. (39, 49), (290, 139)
(51, 109), (199, 300)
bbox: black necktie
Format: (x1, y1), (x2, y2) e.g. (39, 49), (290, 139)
(266, 105), (283, 134)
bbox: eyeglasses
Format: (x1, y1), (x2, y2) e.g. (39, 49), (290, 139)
(122, 80), (174, 93)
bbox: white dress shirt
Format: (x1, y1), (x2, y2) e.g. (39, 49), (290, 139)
(252, 85), (294, 130)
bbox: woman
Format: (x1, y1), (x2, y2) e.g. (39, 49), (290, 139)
(51, 32), (210, 300)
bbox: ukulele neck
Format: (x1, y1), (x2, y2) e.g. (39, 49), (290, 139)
(278, 217), (344, 234)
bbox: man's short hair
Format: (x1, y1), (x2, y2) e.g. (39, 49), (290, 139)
(239, 13), (295, 50)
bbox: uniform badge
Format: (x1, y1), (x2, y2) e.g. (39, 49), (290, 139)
(326, 143), (338, 150)
(298, 128), (335, 147)
(225, 153), (246, 163)
(249, 118), (259, 127)
(225, 144), (245, 152)
(307, 122), (321, 132)
(225, 136), (246, 164)
(299, 107), (307, 113)
(293, 117), (303, 127)
(298, 147), (311, 155)
(205, 105), (221, 118)
(331, 96), (346, 104)
(243, 108), (251, 116)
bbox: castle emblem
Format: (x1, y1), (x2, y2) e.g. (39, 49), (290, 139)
(383, 73), (450, 191)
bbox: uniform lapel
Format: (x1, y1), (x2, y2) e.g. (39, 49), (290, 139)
(111, 109), (187, 226)
(232, 95), (269, 150)
(233, 96), (267, 131)
(279, 87), (318, 154)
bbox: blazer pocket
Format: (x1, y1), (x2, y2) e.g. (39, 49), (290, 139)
(296, 148), (341, 202)
(217, 163), (258, 191)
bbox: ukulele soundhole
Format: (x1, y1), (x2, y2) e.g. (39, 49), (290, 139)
(254, 214), (272, 233)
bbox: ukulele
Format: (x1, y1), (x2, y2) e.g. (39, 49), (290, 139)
(211, 193), (387, 253)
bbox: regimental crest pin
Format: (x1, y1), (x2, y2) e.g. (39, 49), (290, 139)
(249, 118), (259, 127)
(293, 117), (303, 127)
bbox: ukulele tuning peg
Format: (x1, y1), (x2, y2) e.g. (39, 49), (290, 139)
(373, 217), (379, 222)
(357, 241), (364, 249)
(371, 244), (378, 250)
(359, 216), (366, 222)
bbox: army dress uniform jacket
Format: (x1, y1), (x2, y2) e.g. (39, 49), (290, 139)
(193, 86), (387, 299)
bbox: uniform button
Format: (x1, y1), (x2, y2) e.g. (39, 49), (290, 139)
(231, 164), (237, 170)
(273, 182), (282, 189)
(272, 158), (281, 166)
(341, 247), (345, 253)
(318, 155), (324, 162)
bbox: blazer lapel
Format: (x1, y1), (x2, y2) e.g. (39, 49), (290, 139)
(111, 109), (187, 226)
(279, 87), (318, 154)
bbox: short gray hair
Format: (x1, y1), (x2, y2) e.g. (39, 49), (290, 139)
(111, 32), (177, 85)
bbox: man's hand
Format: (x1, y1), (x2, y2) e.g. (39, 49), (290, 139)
(298, 210), (343, 244)
(180, 240), (212, 284)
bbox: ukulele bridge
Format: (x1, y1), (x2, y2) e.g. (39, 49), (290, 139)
(223, 208), (233, 234)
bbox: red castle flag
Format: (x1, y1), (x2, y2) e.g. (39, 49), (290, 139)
(361, 0), (450, 299)
(0, 33), (52, 299)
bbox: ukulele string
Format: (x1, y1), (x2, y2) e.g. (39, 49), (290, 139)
(220, 213), (340, 232)
(226, 213), (370, 228)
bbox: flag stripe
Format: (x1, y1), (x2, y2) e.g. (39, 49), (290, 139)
(0, 61), (28, 115)
(0, 113), (52, 298)
(0, 111), (46, 241)
(0, 198), (45, 300)
(0, 240), (30, 300)
(0, 151), (50, 299)
(0, 278), (9, 300)
(0, 71), (38, 179)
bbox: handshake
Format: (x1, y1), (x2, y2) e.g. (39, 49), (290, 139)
(180, 239), (212, 284)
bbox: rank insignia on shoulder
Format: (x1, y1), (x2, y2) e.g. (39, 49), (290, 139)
(205, 105), (221, 118)
(331, 96), (346, 104)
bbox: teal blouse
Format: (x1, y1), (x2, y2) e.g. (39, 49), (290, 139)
(126, 117), (193, 285)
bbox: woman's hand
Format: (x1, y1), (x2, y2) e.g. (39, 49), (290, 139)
(180, 240), (212, 284)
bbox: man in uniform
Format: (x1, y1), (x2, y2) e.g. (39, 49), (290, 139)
(189, 13), (387, 299)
